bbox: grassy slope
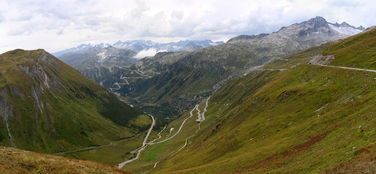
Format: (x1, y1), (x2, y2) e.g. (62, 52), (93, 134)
(323, 28), (376, 69)
(0, 49), (149, 164)
(0, 146), (130, 174)
(128, 29), (376, 173)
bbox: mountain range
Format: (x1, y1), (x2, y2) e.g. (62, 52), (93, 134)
(55, 39), (224, 61)
(1, 15), (374, 174)
(62, 16), (363, 120)
(55, 40), (224, 94)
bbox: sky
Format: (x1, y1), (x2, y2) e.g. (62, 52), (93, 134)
(0, 0), (375, 53)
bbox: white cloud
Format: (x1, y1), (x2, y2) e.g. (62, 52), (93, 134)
(0, 0), (375, 53)
(134, 48), (162, 59)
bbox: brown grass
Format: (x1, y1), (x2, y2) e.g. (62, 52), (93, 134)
(322, 144), (376, 174)
(0, 146), (131, 174)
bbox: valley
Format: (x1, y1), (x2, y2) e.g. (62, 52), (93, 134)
(0, 8), (375, 174)
(56, 17), (364, 120)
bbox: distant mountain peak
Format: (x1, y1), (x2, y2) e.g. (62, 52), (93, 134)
(308, 16), (327, 24)
(228, 16), (364, 43)
(304, 16), (329, 30)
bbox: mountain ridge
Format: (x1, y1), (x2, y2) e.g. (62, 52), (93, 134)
(110, 16), (365, 119)
(0, 49), (146, 154)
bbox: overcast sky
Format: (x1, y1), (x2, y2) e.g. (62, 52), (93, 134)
(0, 0), (375, 53)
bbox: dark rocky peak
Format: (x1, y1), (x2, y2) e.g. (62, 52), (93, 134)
(305, 16), (329, 29)
(340, 22), (352, 27)
(357, 26), (366, 30)
(332, 22), (353, 28)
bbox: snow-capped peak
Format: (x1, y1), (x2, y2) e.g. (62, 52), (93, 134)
(328, 23), (364, 36)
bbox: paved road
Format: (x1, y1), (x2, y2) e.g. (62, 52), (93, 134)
(314, 64), (376, 73)
(147, 106), (196, 145)
(148, 97), (212, 171)
(201, 97), (211, 121)
(169, 97), (211, 157)
(117, 114), (155, 168)
(195, 97), (211, 122)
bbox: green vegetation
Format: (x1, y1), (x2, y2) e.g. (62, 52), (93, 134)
(63, 134), (145, 165)
(0, 49), (147, 162)
(124, 28), (376, 173)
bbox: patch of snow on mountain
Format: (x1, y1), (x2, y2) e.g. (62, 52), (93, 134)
(97, 50), (108, 62)
(329, 24), (362, 36)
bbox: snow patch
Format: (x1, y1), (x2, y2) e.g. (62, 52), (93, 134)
(329, 24), (362, 36)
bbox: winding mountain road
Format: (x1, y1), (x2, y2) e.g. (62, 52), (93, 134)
(195, 97), (211, 122)
(147, 106), (197, 145)
(201, 97), (210, 121)
(152, 98), (211, 169)
(314, 64), (376, 73)
(118, 97), (211, 169)
(117, 114), (155, 168)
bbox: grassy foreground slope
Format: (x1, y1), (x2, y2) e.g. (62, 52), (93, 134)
(0, 49), (148, 156)
(0, 146), (130, 174)
(128, 28), (376, 174)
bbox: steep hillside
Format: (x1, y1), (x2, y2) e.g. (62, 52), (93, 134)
(0, 49), (147, 156)
(115, 16), (363, 119)
(124, 28), (376, 173)
(0, 146), (130, 174)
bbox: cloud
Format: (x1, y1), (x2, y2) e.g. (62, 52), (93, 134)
(133, 48), (161, 59)
(0, 0), (375, 53)
(0, 13), (4, 23)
